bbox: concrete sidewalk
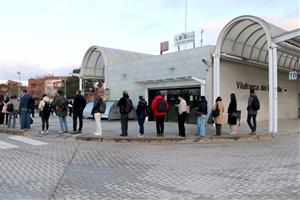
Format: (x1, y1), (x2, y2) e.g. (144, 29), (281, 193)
(0, 113), (298, 142)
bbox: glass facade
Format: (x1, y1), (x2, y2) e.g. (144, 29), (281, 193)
(148, 87), (201, 124)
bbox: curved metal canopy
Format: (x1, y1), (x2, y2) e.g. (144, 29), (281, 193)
(215, 15), (300, 71)
(80, 46), (153, 79)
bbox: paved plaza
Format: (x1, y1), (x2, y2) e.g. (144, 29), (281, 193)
(2, 113), (300, 138)
(0, 129), (299, 199)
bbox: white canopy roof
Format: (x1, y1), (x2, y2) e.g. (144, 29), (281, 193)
(215, 15), (300, 71)
(80, 46), (153, 79)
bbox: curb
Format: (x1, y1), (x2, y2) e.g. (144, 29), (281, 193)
(0, 128), (298, 143)
(75, 132), (299, 143)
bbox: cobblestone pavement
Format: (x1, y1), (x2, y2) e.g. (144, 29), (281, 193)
(0, 132), (299, 200)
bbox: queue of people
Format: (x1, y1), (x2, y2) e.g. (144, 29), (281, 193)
(0, 88), (260, 137)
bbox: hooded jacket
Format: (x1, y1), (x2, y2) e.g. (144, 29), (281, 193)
(151, 95), (169, 117)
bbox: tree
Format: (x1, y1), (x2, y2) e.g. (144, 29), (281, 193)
(61, 68), (80, 99)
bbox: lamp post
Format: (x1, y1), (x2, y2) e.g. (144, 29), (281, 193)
(17, 72), (21, 97)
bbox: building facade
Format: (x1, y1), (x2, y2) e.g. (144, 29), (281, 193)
(80, 15), (300, 130)
(28, 75), (67, 100)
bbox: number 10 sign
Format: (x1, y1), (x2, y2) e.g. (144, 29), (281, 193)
(289, 71), (297, 80)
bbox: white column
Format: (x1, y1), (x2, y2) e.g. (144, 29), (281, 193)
(79, 78), (83, 91)
(268, 48), (273, 132)
(272, 46), (278, 133)
(201, 84), (205, 96)
(213, 54), (220, 102)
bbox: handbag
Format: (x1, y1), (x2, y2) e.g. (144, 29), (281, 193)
(231, 112), (238, 117)
(207, 112), (214, 124)
(211, 103), (219, 118)
(99, 101), (106, 113)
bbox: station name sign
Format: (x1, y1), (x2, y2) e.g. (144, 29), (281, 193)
(236, 82), (286, 93)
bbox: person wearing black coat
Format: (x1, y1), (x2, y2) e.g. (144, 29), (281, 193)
(195, 96), (208, 137)
(136, 96), (147, 137)
(72, 90), (86, 134)
(227, 93), (237, 135)
(117, 90), (133, 136)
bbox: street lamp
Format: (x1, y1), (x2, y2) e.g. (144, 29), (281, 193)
(17, 72), (21, 97)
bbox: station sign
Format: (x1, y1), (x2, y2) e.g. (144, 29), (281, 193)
(174, 31), (195, 46)
(289, 71), (297, 80)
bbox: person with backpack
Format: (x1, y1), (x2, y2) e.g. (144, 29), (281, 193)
(176, 94), (188, 137)
(136, 95), (147, 137)
(54, 89), (68, 134)
(195, 96), (208, 137)
(247, 89), (260, 135)
(7, 95), (19, 128)
(72, 90), (86, 134)
(151, 91), (169, 137)
(0, 95), (5, 127)
(38, 94), (52, 134)
(117, 90), (133, 136)
(19, 89), (34, 131)
(213, 96), (224, 136)
(227, 93), (238, 135)
(3, 95), (10, 127)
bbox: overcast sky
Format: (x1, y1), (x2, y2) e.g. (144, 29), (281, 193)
(0, 0), (298, 82)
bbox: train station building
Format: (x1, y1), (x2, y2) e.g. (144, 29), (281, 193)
(79, 15), (300, 133)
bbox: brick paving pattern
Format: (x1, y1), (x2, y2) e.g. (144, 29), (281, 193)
(0, 133), (299, 199)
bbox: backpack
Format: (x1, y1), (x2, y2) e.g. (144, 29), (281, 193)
(157, 99), (166, 112)
(99, 101), (106, 113)
(42, 101), (52, 115)
(124, 98), (133, 113)
(252, 96), (260, 111)
(6, 103), (14, 112)
(60, 97), (68, 111)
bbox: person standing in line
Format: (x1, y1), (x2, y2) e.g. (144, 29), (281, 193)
(247, 89), (260, 135)
(195, 96), (208, 137)
(3, 95), (10, 127)
(213, 96), (224, 136)
(7, 95), (19, 128)
(136, 95), (147, 137)
(151, 91), (169, 137)
(38, 94), (52, 134)
(117, 90), (133, 136)
(19, 89), (34, 131)
(54, 90), (68, 134)
(68, 100), (73, 116)
(92, 88), (105, 135)
(72, 90), (86, 134)
(176, 95), (188, 137)
(0, 95), (5, 127)
(227, 93), (238, 135)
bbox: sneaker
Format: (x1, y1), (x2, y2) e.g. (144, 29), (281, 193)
(64, 130), (68, 133)
(137, 134), (144, 137)
(58, 131), (64, 134)
(77, 130), (82, 134)
(40, 131), (45, 134)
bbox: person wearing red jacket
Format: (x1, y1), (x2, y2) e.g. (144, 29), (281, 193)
(151, 91), (169, 136)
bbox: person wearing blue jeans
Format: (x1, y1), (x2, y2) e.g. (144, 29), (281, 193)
(136, 96), (147, 137)
(197, 114), (206, 137)
(54, 89), (68, 133)
(196, 96), (208, 137)
(19, 90), (34, 130)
